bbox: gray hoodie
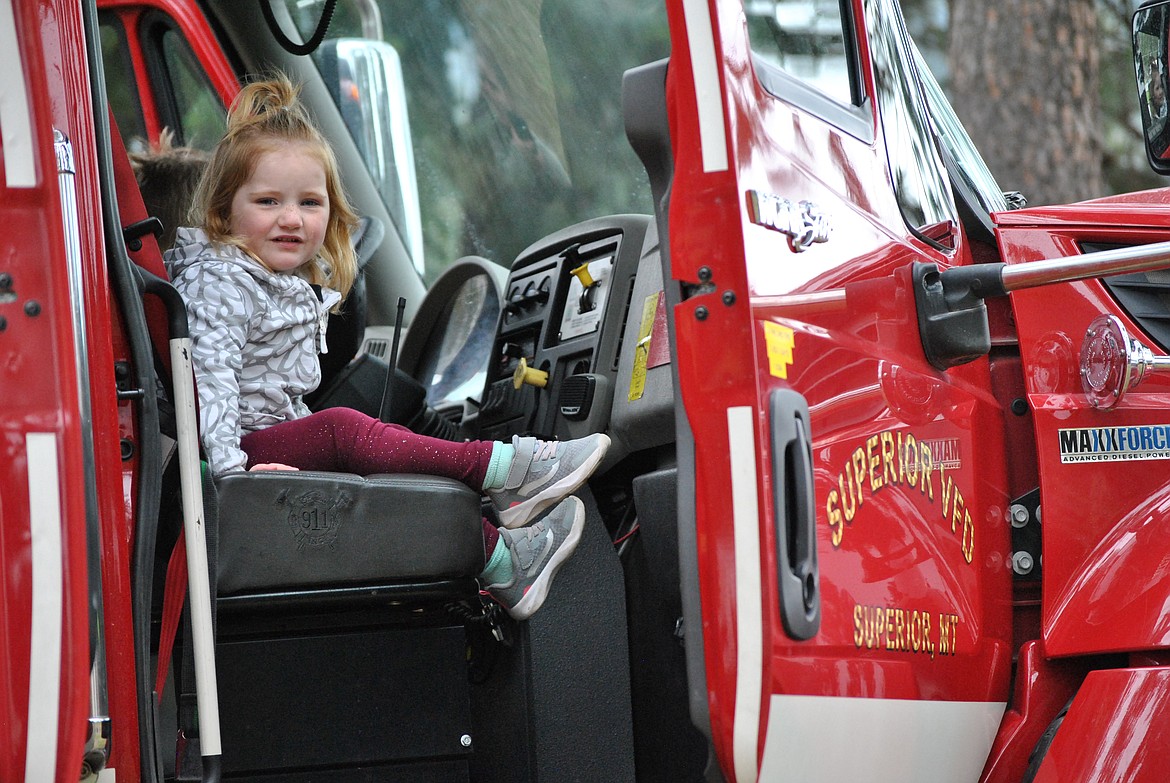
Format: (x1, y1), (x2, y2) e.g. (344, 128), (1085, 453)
(165, 227), (341, 475)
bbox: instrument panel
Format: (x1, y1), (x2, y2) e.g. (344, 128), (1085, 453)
(476, 215), (651, 443)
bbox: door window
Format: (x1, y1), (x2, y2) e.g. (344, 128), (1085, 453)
(746, 0), (871, 141)
(746, 0), (856, 106)
(279, 0), (670, 282)
(865, 0), (958, 247)
(152, 21), (225, 149)
(98, 13), (148, 149)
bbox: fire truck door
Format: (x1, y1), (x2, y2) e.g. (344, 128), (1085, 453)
(661, 0), (1013, 781)
(0, 2), (115, 780)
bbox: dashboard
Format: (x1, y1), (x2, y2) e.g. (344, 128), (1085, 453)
(477, 215), (645, 439)
(397, 213), (677, 467)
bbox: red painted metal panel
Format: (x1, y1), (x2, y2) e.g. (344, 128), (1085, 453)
(661, 0), (750, 767)
(44, 0), (146, 775)
(0, 2), (106, 780)
(998, 215), (1170, 659)
(980, 640), (1091, 783)
(0, 2), (157, 779)
(1032, 666), (1170, 782)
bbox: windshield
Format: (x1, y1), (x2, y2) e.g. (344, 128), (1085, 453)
(288, 0), (670, 283)
(913, 44), (1008, 218)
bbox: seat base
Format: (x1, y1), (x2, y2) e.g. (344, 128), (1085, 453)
(216, 623), (473, 777)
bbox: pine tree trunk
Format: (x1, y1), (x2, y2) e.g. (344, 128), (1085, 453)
(948, 0), (1103, 206)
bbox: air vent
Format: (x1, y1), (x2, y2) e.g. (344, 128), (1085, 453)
(1087, 242), (1170, 354)
(364, 338), (389, 359)
(612, 283), (636, 372)
(1102, 271), (1170, 351)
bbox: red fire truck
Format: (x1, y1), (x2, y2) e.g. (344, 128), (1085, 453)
(8, 0), (1170, 780)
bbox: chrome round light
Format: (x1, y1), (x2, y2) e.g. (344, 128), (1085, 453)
(1079, 314), (1153, 409)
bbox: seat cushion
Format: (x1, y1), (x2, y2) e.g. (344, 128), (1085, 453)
(215, 471), (485, 596)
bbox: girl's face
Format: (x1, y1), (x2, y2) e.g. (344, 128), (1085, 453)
(229, 142), (329, 274)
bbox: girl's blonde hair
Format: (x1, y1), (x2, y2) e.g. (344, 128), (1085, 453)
(191, 73), (359, 299)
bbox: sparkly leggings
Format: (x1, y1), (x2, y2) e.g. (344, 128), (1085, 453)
(240, 406), (493, 487)
(240, 407), (500, 554)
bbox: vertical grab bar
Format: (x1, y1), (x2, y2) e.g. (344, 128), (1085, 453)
(140, 270), (222, 783)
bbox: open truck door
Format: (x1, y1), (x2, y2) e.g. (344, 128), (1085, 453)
(0, 2), (137, 780)
(647, 0), (1016, 779)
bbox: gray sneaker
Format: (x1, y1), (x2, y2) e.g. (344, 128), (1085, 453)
(484, 496), (585, 620)
(489, 433), (610, 529)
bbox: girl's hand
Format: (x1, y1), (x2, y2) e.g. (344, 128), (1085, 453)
(250, 463), (300, 472)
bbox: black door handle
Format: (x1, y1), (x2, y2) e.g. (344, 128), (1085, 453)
(770, 388), (820, 640)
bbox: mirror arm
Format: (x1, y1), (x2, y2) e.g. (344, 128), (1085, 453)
(915, 240), (1170, 369)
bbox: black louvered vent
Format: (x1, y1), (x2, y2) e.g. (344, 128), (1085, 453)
(1086, 242), (1170, 354)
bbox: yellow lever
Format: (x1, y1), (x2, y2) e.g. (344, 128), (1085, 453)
(570, 262), (595, 288)
(512, 357), (549, 390)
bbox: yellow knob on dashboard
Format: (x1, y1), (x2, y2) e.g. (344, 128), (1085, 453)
(570, 262), (595, 288)
(512, 357), (549, 390)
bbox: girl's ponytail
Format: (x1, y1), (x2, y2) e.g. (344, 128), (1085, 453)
(225, 76), (313, 141)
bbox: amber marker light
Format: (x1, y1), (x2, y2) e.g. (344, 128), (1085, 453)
(1079, 314), (1168, 408)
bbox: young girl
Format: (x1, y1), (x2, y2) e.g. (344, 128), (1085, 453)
(165, 75), (609, 621)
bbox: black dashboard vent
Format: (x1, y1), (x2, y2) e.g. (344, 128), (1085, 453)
(612, 283), (636, 372)
(1087, 242), (1170, 353)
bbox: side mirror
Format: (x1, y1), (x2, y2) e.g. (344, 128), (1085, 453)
(1134, 1), (1170, 173)
(317, 38), (425, 274)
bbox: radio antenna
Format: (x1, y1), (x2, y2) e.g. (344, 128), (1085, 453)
(378, 296), (407, 422)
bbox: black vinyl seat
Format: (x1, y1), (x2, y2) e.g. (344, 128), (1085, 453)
(215, 470), (486, 597)
(209, 470), (488, 779)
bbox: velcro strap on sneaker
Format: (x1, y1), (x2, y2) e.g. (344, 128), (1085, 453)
(504, 436), (537, 490)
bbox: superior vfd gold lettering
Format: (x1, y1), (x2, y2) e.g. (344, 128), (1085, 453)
(825, 430), (975, 563)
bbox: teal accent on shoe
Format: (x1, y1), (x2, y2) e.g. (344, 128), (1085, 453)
(484, 496), (585, 620)
(479, 535), (514, 584)
(482, 442), (517, 491)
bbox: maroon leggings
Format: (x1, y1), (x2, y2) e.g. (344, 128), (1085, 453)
(240, 407), (494, 487)
(240, 408), (500, 555)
